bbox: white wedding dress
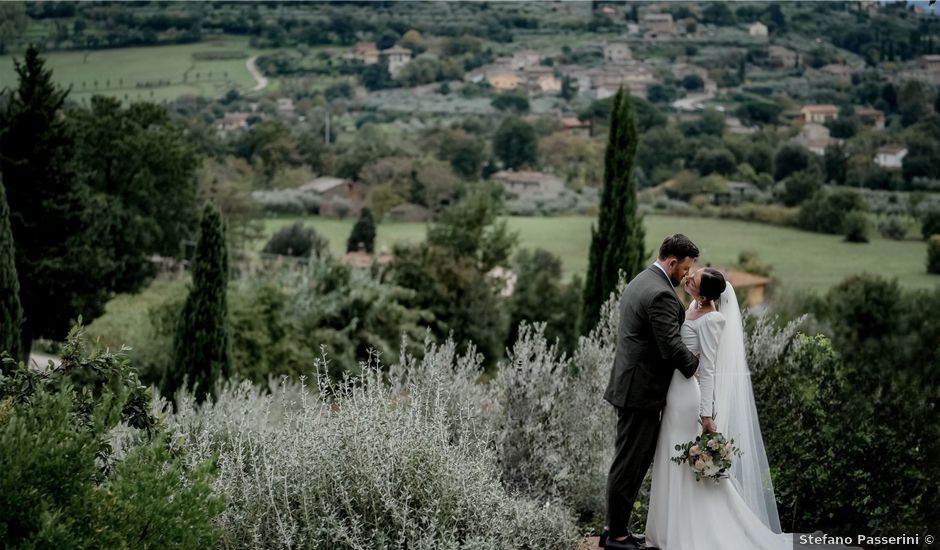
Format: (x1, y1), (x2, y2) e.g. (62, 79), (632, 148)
(645, 288), (856, 550)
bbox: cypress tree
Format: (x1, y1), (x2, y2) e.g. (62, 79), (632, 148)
(346, 207), (377, 253)
(580, 87), (646, 334)
(0, 177), (23, 364)
(164, 204), (231, 404)
(0, 45), (112, 359)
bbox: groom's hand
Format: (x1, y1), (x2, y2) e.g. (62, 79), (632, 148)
(701, 416), (717, 434)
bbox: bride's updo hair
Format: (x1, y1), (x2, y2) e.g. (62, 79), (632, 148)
(699, 268), (727, 303)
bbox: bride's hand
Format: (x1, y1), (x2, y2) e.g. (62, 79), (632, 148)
(701, 416), (717, 434)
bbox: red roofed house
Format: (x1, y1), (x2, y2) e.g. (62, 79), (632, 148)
(799, 104), (839, 124)
(351, 42), (380, 65)
(300, 176), (361, 217)
(219, 112), (249, 132)
(921, 54), (940, 74)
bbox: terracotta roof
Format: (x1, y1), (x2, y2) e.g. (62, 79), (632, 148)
(722, 269), (770, 288)
(877, 144), (907, 155)
(855, 107), (884, 117)
(560, 117), (591, 129)
(353, 42), (378, 54)
(300, 177), (348, 193)
(800, 104), (839, 113)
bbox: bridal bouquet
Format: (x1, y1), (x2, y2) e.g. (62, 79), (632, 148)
(671, 431), (743, 483)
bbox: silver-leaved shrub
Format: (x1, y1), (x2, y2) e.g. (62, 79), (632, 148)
(168, 349), (580, 549)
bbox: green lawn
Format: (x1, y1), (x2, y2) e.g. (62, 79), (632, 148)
(258, 214), (938, 292)
(0, 36), (276, 103)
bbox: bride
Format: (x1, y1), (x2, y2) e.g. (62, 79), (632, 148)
(644, 267), (855, 550)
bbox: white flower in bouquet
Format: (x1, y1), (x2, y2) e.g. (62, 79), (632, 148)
(721, 444), (734, 459)
(672, 431), (743, 482)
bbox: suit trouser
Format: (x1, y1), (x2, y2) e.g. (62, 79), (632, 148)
(606, 406), (662, 538)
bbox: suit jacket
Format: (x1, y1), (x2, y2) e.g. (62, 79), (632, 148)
(603, 265), (700, 410)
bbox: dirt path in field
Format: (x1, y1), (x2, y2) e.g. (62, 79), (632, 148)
(246, 56), (268, 92)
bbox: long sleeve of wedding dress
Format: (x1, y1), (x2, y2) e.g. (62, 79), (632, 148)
(696, 314), (725, 418)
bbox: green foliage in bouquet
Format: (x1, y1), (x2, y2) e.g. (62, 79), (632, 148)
(0, 323), (222, 548)
(671, 429), (743, 483)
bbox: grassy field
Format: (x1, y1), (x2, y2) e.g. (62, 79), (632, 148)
(258, 214), (938, 292)
(0, 36), (276, 103)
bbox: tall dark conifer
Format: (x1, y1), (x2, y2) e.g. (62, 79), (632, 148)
(164, 204), (231, 404)
(580, 87), (646, 335)
(347, 207), (377, 253)
(0, 177), (23, 364)
(0, 46), (111, 359)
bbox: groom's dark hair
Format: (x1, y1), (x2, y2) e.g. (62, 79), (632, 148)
(658, 234), (699, 261)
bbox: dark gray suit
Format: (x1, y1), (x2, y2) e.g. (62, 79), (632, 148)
(604, 265), (699, 538)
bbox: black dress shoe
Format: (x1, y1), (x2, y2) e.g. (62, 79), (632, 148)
(603, 538), (641, 550)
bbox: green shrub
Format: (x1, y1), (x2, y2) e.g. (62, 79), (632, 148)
(781, 170), (821, 207)
(0, 326), (222, 548)
(346, 207), (376, 253)
(921, 210), (940, 240)
(928, 234), (940, 275)
(724, 204), (799, 226)
(736, 250), (772, 277)
(773, 143), (811, 181)
(262, 221), (329, 258)
(751, 321), (938, 538)
(89, 256), (430, 386)
(798, 188), (868, 234)
(85, 278), (185, 387)
(842, 210), (870, 243)
(506, 249), (580, 355)
(877, 215), (908, 240)
(228, 278), (312, 382)
(491, 92), (530, 113)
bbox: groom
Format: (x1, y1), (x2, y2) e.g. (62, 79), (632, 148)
(601, 234), (702, 550)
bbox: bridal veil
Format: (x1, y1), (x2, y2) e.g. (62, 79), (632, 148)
(714, 283), (782, 533)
